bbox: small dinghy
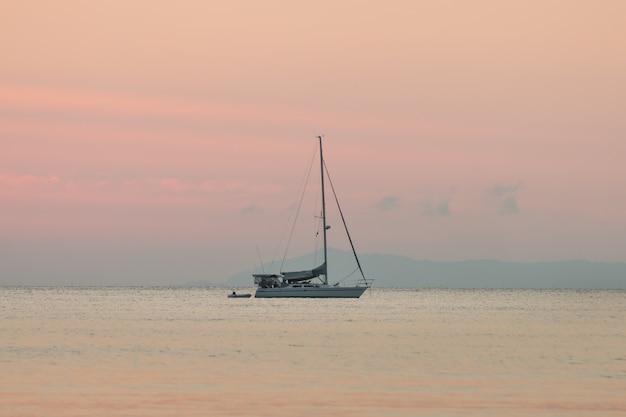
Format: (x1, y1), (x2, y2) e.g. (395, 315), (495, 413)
(228, 292), (252, 298)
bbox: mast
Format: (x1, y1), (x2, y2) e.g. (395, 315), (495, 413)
(318, 135), (328, 285)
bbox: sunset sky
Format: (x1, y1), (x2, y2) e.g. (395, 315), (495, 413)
(2, 1), (625, 285)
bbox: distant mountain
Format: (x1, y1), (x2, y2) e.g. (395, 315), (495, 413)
(221, 248), (626, 289)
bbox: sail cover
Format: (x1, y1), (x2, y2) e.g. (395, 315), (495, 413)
(282, 262), (326, 281)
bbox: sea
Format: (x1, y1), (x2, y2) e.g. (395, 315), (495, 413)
(1, 287), (624, 416)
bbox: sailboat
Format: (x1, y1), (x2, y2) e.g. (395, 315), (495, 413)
(253, 136), (373, 298)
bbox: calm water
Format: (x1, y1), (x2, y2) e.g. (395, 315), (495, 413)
(1, 287), (625, 416)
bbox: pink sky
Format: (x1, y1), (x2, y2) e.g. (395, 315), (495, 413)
(2, 1), (625, 284)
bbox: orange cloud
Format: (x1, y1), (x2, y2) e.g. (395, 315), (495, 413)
(156, 178), (193, 193)
(0, 173), (60, 187)
(0, 84), (318, 128)
(0, 83), (452, 137)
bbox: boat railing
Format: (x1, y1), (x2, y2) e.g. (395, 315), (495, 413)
(357, 278), (374, 287)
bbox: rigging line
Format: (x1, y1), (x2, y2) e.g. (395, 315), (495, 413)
(323, 160), (368, 283)
(312, 160), (322, 268)
(279, 142), (318, 272)
(313, 216), (321, 268)
(255, 246), (265, 274)
(334, 267), (359, 285)
(273, 141), (317, 271)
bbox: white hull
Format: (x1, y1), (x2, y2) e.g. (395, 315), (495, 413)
(255, 285), (368, 298)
